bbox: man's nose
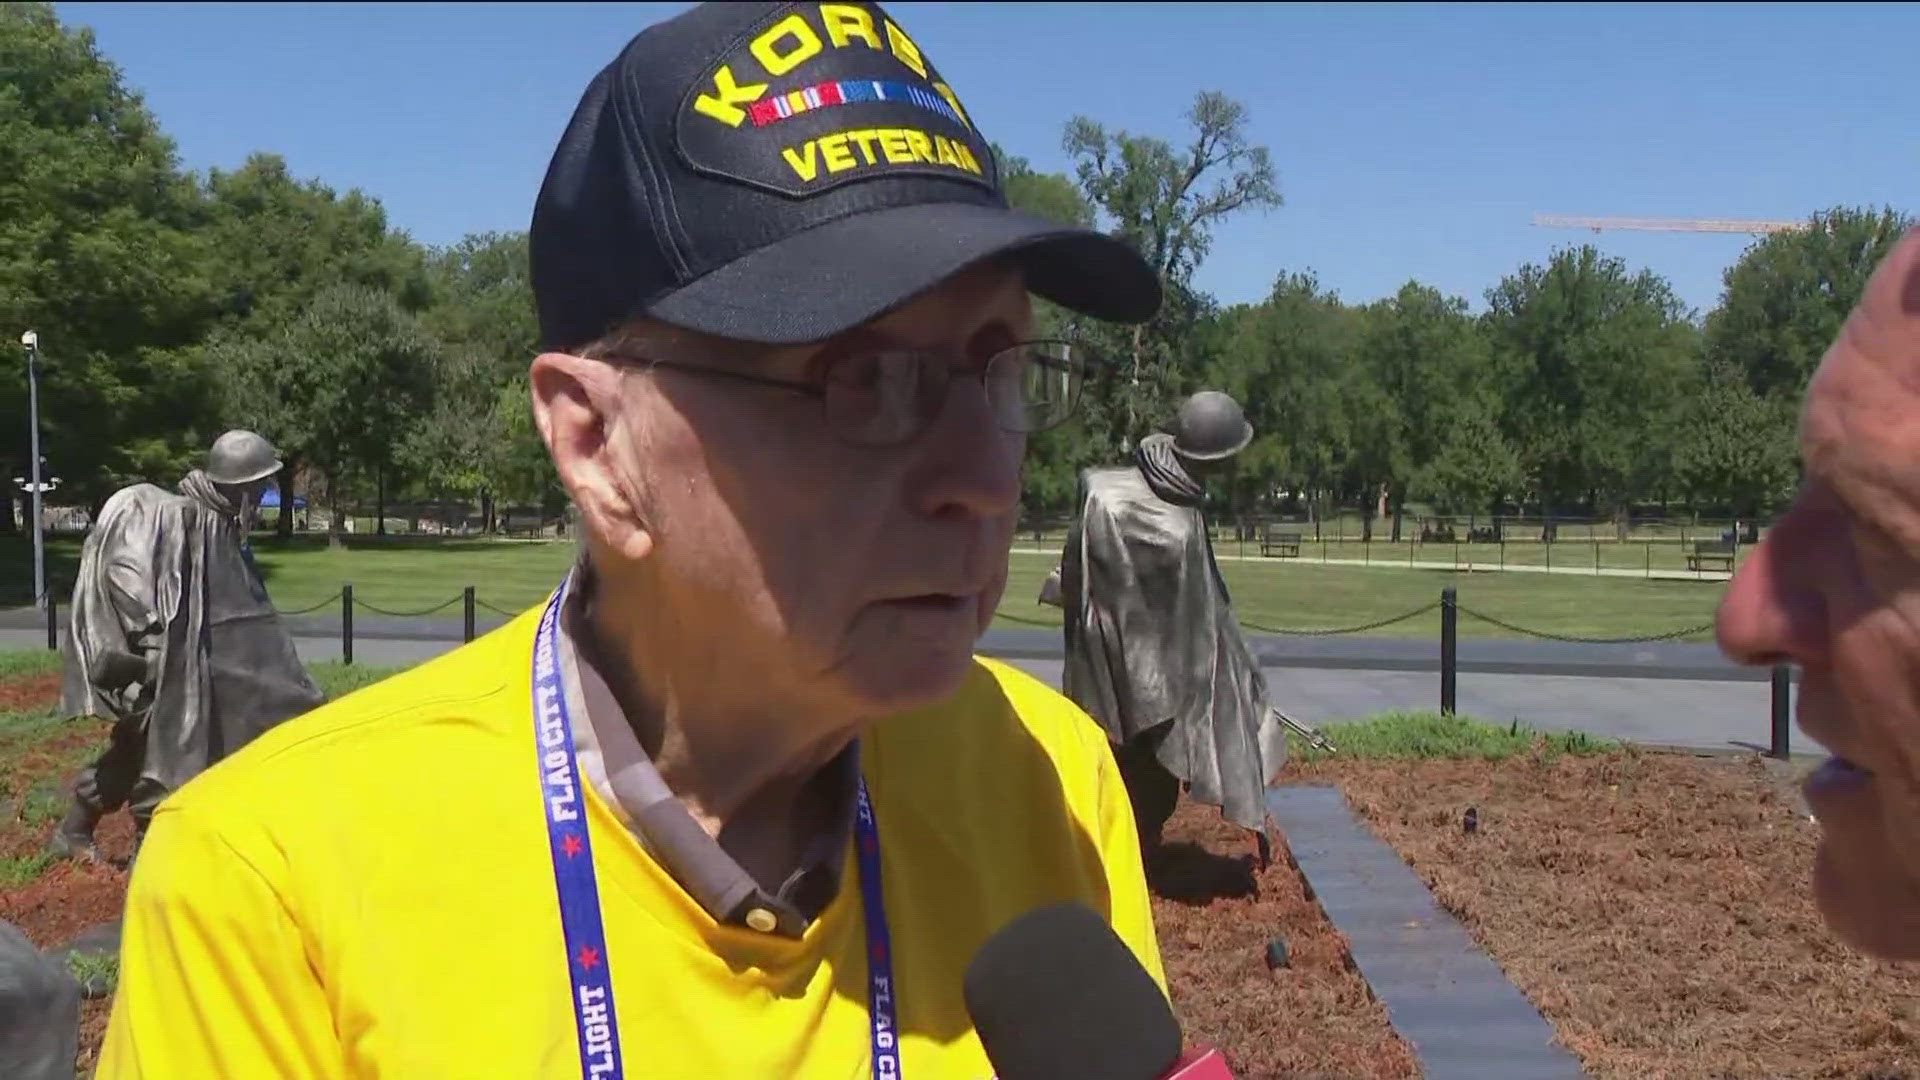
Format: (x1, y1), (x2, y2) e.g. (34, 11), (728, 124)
(1715, 496), (1831, 671)
(904, 372), (1023, 522)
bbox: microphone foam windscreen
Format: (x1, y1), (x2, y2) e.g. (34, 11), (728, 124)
(962, 901), (1183, 1080)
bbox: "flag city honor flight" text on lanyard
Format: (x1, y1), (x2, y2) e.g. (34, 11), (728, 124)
(531, 577), (903, 1079)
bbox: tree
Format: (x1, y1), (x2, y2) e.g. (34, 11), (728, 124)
(195, 154), (434, 534)
(0, 2), (218, 524)
(1707, 205), (1913, 402)
(488, 374), (563, 510)
(1484, 246), (1698, 537)
(218, 285), (438, 536)
(1672, 361), (1799, 517)
(1418, 396), (1523, 520)
(195, 153), (431, 331)
(994, 145), (1095, 232)
(1211, 272), (1359, 535)
(1355, 282), (1501, 538)
(411, 231), (545, 529)
(1063, 91), (1282, 450)
(992, 147), (1106, 523)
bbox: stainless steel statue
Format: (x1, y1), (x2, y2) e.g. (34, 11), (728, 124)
(1045, 392), (1288, 853)
(51, 430), (325, 861)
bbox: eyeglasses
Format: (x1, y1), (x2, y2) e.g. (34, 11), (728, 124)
(604, 339), (1102, 448)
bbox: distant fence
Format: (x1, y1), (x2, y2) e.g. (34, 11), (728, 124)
(1018, 512), (1772, 544)
(7, 584), (1794, 761)
(1014, 525), (1758, 581)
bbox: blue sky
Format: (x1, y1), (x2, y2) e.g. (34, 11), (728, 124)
(55, 2), (1918, 318)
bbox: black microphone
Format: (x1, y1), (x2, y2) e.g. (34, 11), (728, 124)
(964, 901), (1231, 1080)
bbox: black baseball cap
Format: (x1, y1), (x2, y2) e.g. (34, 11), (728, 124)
(530, 0), (1162, 353)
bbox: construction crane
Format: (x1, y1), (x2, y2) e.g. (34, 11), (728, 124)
(1533, 215), (1806, 235)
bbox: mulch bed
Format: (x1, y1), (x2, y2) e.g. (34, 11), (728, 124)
(0, 672), (128, 1078)
(7, 854), (127, 1077)
(1292, 749), (1920, 1079)
(0, 671), (59, 713)
(13, 659), (1917, 1078)
(1150, 797), (1420, 1079)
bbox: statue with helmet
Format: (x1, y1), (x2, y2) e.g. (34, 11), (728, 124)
(51, 430), (326, 863)
(1042, 391), (1290, 860)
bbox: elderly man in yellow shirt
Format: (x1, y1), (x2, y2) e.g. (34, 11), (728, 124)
(99, 2), (1169, 1077)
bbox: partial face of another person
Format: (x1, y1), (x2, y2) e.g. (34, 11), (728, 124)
(1717, 229), (1920, 960)
(558, 261), (1038, 717)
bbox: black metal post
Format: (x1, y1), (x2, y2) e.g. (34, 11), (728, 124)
(342, 584), (354, 666)
(45, 587), (56, 651)
(464, 586), (476, 643)
(1770, 664), (1792, 760)
(1440, 587), (1458, 716)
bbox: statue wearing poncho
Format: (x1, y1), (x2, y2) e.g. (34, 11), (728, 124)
(51, 431), (325, 861)
(1051, 392), (1286, 848)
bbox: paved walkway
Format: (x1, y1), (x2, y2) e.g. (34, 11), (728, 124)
(1009, 658), (1798, 757)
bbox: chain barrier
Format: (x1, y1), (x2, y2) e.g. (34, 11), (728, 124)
(352, 595), (463, 618)
(13, 587), (1719, 645)
(265, 591), (524, 619)
(277, 593), (344, 616)
(1240, 601), (1441, 637)
(1456, 605), (1714, 645)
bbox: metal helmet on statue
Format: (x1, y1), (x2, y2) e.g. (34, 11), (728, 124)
(206, 430), (283, 486)
(1167, 391), (1254, 463)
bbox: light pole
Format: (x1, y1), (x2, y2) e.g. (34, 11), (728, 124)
(19, 330), (44, 611)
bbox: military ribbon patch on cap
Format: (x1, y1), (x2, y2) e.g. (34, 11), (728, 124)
(747, 79), (965, 129)
(676, 1), (993, 198)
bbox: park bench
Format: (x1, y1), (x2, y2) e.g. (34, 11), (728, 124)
(1260, 526), (1303, 558)
(1467, 525), (1502, 544)
(1688, 538), (1736, 573)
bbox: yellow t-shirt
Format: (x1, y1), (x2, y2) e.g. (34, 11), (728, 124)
(97, 606), (1164, 1079)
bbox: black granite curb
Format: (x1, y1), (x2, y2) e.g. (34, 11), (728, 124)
(1268, 785), (1589, 1080)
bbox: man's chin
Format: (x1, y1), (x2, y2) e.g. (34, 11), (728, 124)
(844, 647), (978, 716)
(1814, 841), (1920, 961)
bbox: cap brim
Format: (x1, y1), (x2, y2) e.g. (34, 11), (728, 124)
(643, 203), (1162, 346)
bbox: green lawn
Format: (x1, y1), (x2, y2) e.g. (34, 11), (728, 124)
(246, 536), (577, 616)
(1294, 710), (1618, 762)
(4, 532), (1731, 643)
(999, 549), (1724, 641)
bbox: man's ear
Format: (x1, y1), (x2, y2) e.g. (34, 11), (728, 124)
(529, 353), (654, 562)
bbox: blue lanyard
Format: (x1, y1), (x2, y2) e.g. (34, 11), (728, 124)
(531, 578), (902, 1079)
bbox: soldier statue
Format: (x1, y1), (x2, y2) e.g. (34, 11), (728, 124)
(50, 430), (326, 862)
(1044, 391), (1290, 859)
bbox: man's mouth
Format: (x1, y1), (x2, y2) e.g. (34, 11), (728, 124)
(887, 593), (971, 611)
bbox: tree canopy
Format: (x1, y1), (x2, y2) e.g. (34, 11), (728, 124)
(3, 3), (1901, 538)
